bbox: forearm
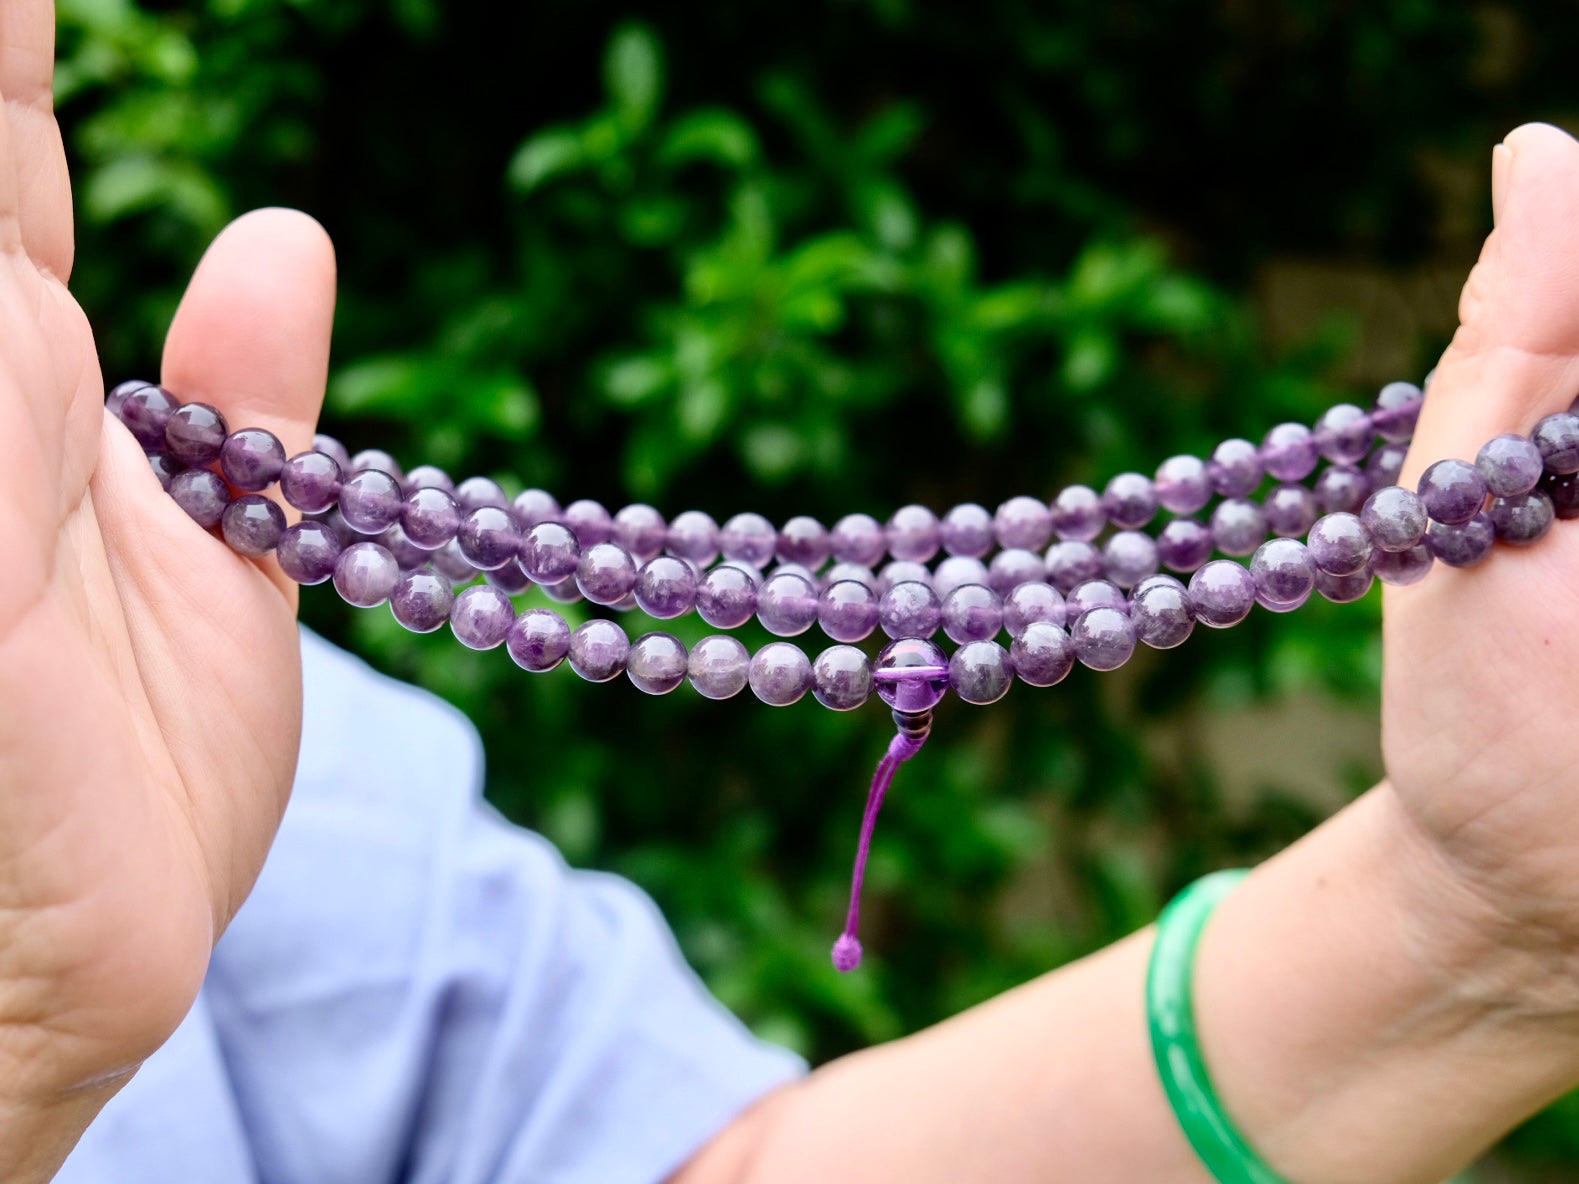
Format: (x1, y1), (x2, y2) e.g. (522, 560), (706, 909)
(685, 785), (1579, 1183)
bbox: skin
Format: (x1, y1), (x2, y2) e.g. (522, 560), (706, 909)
(4, 3), (1579, 1178)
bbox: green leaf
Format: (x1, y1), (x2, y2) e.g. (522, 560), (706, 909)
(853, 102), (925, 162)
(658, 108), (760, 170)
(603, 356), (673, 407)
(506, 127), (584, 192)
(604, 22), (664, 134)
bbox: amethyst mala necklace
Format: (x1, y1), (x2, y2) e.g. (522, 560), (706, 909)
(107, 374), (1579, 971)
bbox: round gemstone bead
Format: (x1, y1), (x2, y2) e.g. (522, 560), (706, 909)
(1051, 485), (1106, 541)
(379, 522), (429, 570)
(1044, 540), (1103, 592)
(1189, 560), (1255, 628)
(279, 450), (342, 514)
(1360, 486), (1428, 553)
(339, 468), (404, 534)
(164, 402), (229, 466)
(1488, 490), (1554, 545)
(612, 504), (667, 563)
(1250, 538), (1316, 612)
(1417, 459), (1487, 525)
(757, 571), (819, 637)
(812, 645), (872, 711)
(1314, 464), (1369, 514)
(1535, 412), (1579, 475)
(1209, 498), (1266, 557)
(776, 516), (831, 569)
(696, 564), (759, 629)
(1307, 512), (1372, 576)
(450, 585), (515, 650)
(933, 556), (991, 599)
(721, 511), (779, 567)
(1070, 606), (1137, 672)
(666, 510), (721, 565)
(106, 379), (152, 418)
(880, 580), (942, 639)
(688, 635), (751, 700)
(390, 569), (455, 633)
(169, 468), (230, 528)
(1543, 470), (1579, 519)
(988, 548), (1047, 596)
(432, 538), (478, 584)
(1207, 438), (1263, 497)
(405, 465), (456, 496)
(220, 428), (287, 492)
(1003, 582), (1066, 635)
(276, 521), (342, 585)
(540, 579), (583, 605)
(1263, 483), (1317, 539)
(823, 562), (876, 590)
(575, 541), (638, 605)
(1371, 381), (1423, 442)
(1477, 434), (1543, 498)
(568, 619), (630, 682)
(520, 522), (581, 584)
(485, 560), (533, 594)
(1102, 473), (1158, 530)
(1315, 566), (1375, 603)
(1131, 577), (1194, 649)
(749, 642), (812, 706)
(350, 449), (403, 485)
(873, 637), (950, 712)
(940, 503), (995, 558)
(322, 506), (374, 547)
(877, 560), (932, 596)
(627, 632), (689, 695)
(510, 487), (560, 527)
(1371, 543), (1433, 586)
(458, 505), (521, 571)
(993, 496), (1053, 551)
(454, 476), (508, 511)
(940, 583), (1004, 644)
(1156, 518), (1213, 573)
(818, 580), (880, 642)
(118, 384), (180, 450)
(634, 556), (698, 619)
(563, 499), (614, 547)
(507, 608), (572, 672)
(1067, 579), (1128, 618)
(401, 486), (462, 549)
(149, 453), (183, 490)
(1102, 530), (1159, 589)
(1365, 443), (1408, 492)
(829, 513), (887, 565)
(1427, 514), (1496, 567)
(1154, 455), (1211, 514)
(1313, 404), (1373, 464)
(949, 641), (1014, 705)
(333, 542), (400, 607)
(311, 434), (352, 474)
(1011, 621), (1074, 687)
(221, 494), (285, 557)
(885, 504), (941, 563)
(1260, 423), (1319, 481)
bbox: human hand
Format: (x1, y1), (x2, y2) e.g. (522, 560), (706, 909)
(0, 5), (333, 1176)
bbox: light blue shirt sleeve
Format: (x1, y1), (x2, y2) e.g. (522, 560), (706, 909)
(59, 628), (805, 1184)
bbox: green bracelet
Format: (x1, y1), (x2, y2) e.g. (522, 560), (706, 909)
(1146, 869), (1291, 1184)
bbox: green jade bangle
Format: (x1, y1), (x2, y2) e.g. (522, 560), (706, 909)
(1147, 868), (1291, 1184)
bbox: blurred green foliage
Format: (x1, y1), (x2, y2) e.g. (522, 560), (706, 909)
(55, 0), (1579, 1175)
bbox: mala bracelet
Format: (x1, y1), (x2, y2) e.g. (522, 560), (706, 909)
(107, 375), (1579, 970)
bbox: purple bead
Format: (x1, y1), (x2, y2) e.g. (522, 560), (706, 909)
(1360, 486), (1428, 553)
(333, 542), (400, 608)
(311, 434), (352, 474)
(401, 486), (462, 549)
(1535, 413), (1579, 475)
(221, 494), (285, 557)
(1366, 443), (1408, 492)
(634, 556), (698, 619)
(1315, 566), (1375, 603)
(993, 496), (1053, 551)
(404, 465), (456, 496)
(612, 504), (667, 563)
(666, 510), (721, 565)
(1250, 538), (1315, 612)
(757, 571), (819, 637)
(688, 635), (751, 700)
(1154, 455), (1212, 514)
(940, 584), (1004, 644)
(506, 608), (572, 673)
(1102, 472), (1158, 530)
(812, 645), (873, 711)
(1372, 381), (1423, 443)
(877, 560), (932, 596)
(748, 642), (813, 706)
(520, 522), (581, 584)
(1417, 459), (1486, 526)
(829, 512), (887, 565)
(1476, 434), (1543, 498)
(818, 580), (880, 643)
(149, 453), (184, 490)
(511, 487), (561, 527)
(627, 632), (689, 695)
(1102, 530), (1159, 589)
(458, 505), (521, 571)
(433, 538), (480, 584)
(879, 580), (942, 639)
(1003, 582), (1066, 635)
(1207, 438), (1263, 497)
(873, 638), (950, 712)
(1209, 498), (1266, 557)
(390, 568), (455, 633)
(885, 504), (941, 563)
(164, 402), (228, 466)
(696, 564), (759, 629)
(575, 541), (638, 605)
(721, 512), (779, 567)
(106, 379), (152, 417)
(1313, 403), (1373, 464)
(169, 468), (230, 528)
(1157, 517), (1213, 573)
(1051, 485), (1107, 541)
(1371, 543), (1433, 586)
(280, 450), (342, 515)
(1131, 577), (1193, 650)
(568, 619), (630, 682)
(1264, 483), (1317, 539)
(220, 427), (287, 492)
(940, 503), (995, 558)
(1188, 560), (1255, 628)
(1260, 423), (1319, 481)
(486, 560), (533, 594)
(322, 506), (374, 547)
(1427, 514), (1495, 567)
(338, 468), (404, 534)
(277, 521), (342, 585)
(823, 562), (876, 591)
(949, 641), (1014, 705)
(1307, 512), (1372, 576)
(118, 384), (180, 450)
(380, 522), (430, 571)
(1314, 464), (1369, 514)
(563, 499), (614, 547)
(933, 556), (990, 599)
(450, 585), (516, 650)
(1488, 490), (1554, 545)
(776, 516), (831, 569)
(1010, 622), (1074, 687)
(350, 449), (404, 485)
(455, 475), (509, 511)
(1067, 579), (1128, 618)
(1042, 541), (1101, 592)
(1070, 606), (1136, 672)
(988, 548), (1048, 596)
(1543, 470), (1579, 519)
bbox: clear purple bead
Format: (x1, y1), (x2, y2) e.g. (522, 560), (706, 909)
(333, 542), (400, 608)
(1371, 381), (1423, 443)
(1476, 434), (1543, 498)
(1102, 472), (1158, 530)
(949, 641), (1014, 705)
(1249, 538), (1315, 612)
(520, 522), (581, 584)
(568, 619), (630, 683)
(666, 510), (720, 565)
(1003, 582), (1066, 635)
(934, 556), (991, 599)
(221, 494), (285, 557)
(450, 585), (516, 650)
(993, 496), (1053, 551)
(277, 521), (342, 585)
(220, 428), (287, 492)
(1315, 566), (1375, 603)
(379, 522), (430, 571)
(879, 580), (942, 639)
(1263, 483), (1317, 539)
(1260, 423), (1319, 481)
(576, 542), (638, 606)
(829, 513), (887, 565)
(402, 486), (462, 549)
(1050, 484), (1106, 541)
(350, 449), (404, 485)
(1360, 486), (1428, 553)
(1067, 579), (1128, 618)
(1156, 518), (1213, 573)
(874, 560), (928, 597)
(940, 583), (1004, 644)
(1427, 514), (1495, 567)
(1102, 530), (1159, 589)
(696, 564), (759, 629)
(634, 556), (698, 619)
(1207, 438), (1263, 497)
(988, 548), (1048, 596)
(106, 379), (152, 418)
(432, 539), (479, 584)
(511, 487), (560, 527)
(1371, 543), (1433, 586)
(1313, 404), (1373, 464)
(1154, 455), (1211, 514)
(390, 569), (455, 633)
(164, 403), (228, 466)
(312, 434), (352, 474)
(749, 642), (813, 706)
(118, 384), (180, 450)
(1488, 490), (1554, 545)
(721, 511), (779, 567)
(1010, 621), (1074, 687)
(776, 516), (831, 570)
(811, 645), (872, 711)
(1131, 577), (1193, 649)
(1365, 443), (1408, 492)
(1314, 464), (1369, 514)
(818, 580), (880, 643)
(485, 560), (533, 595)
(455, 476), (509, 512)
(169, 468), (230, 528)
(1307, 512), (1372, 576)
(149, 453), (184, 490)
(1188, 560), (1255, 628)
(873, 637), (950, 712)
(689, 635), (751, 700)
(1209, 498), (1266, 557)
(280, 450), (342, 515)
(627, 633), (689, 695)
(823, 562), (876, 590)
(458, 505), (521, 571)
(1417, 459), (1487, 526)
(1044, 540), (1104, 592)
(757, 571), (819, 637)
(612, 504), (668, 563)
(339, 468), (404, 534)
(506, 608), (572, 673)
(885, 504), (941, 564)
(1535, 413), (1579, 476)
(405, 465), (456, 496)
(1070, 606), (1137, 671)
(940, 503), (995, 558)
(564, 499), (614, 547)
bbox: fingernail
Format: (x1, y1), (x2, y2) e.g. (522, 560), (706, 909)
(1492, 142), (1513, 225)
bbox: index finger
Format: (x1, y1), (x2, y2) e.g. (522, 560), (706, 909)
(0, 0), (73, 280)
